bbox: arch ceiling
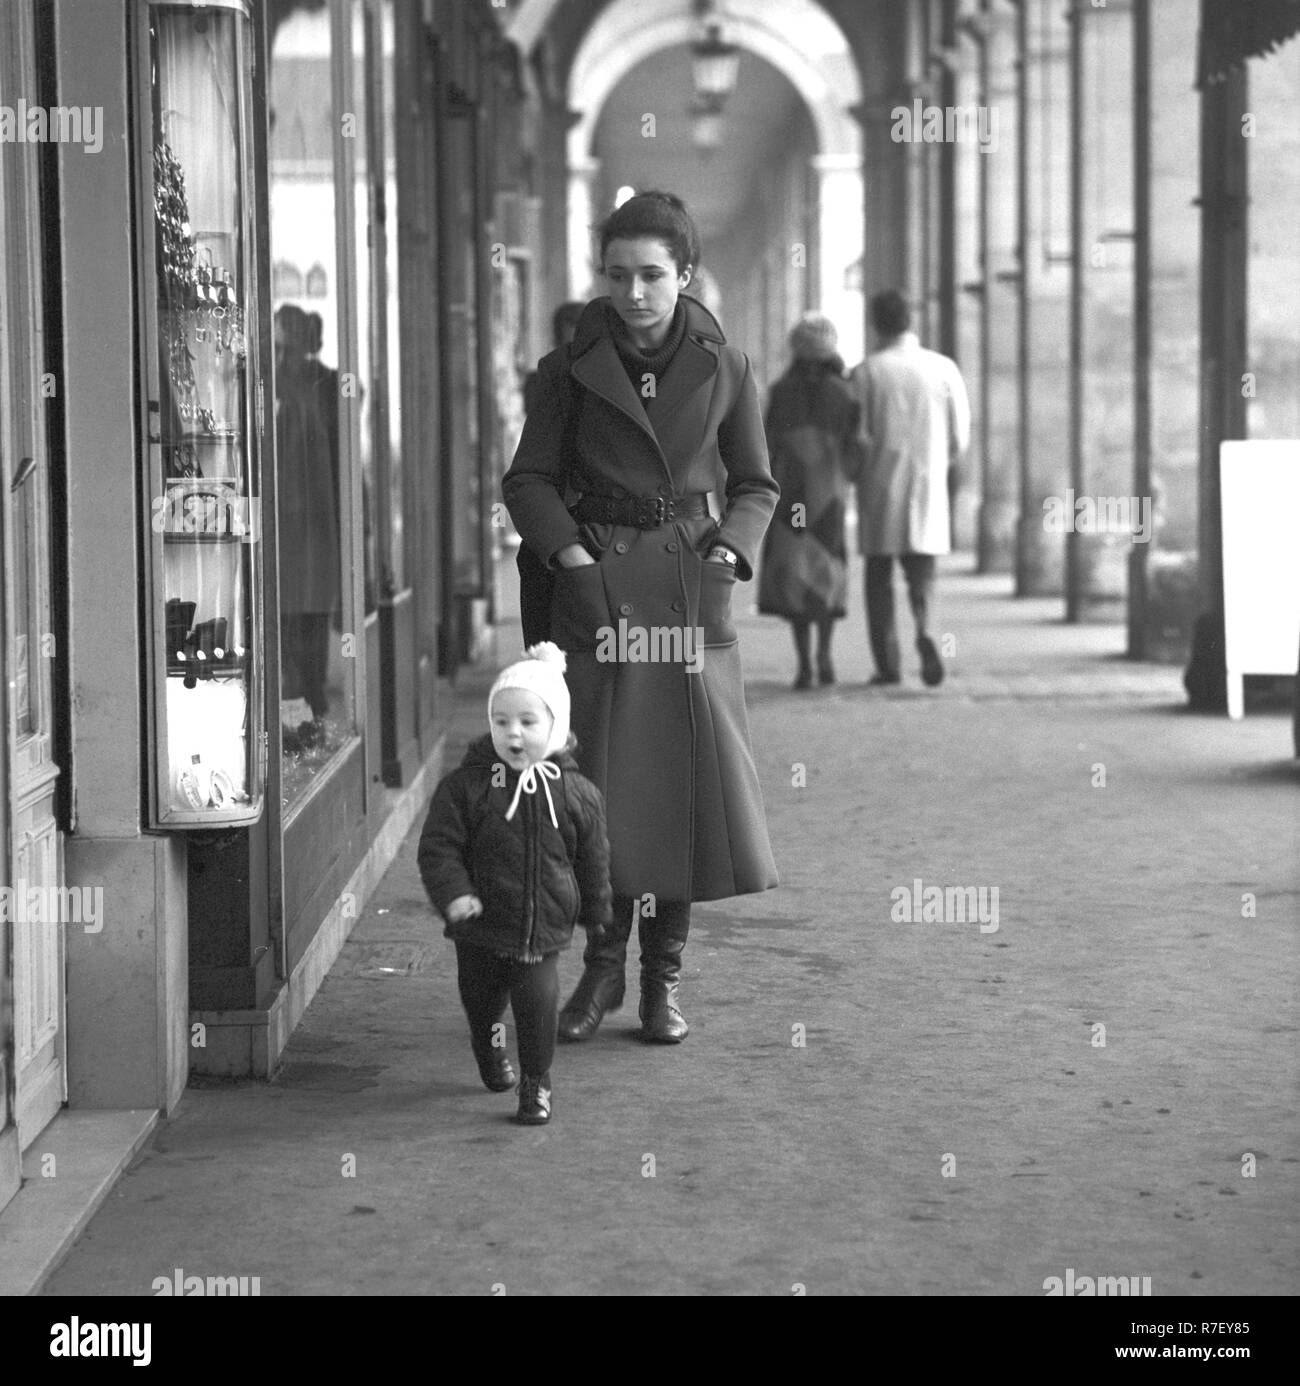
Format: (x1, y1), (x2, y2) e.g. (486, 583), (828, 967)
(590, 43), (812, 247)
(566, 0), (860, 163)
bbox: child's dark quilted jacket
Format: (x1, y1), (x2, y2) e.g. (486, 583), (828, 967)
(417, 734), (613, 960)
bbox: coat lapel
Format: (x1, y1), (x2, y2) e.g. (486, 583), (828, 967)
(652, 333), (719, 487)
(567, 295), (729, 491)
(570, 337), (664, 462)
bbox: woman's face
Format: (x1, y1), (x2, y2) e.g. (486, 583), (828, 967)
(602, 237), (692, 348)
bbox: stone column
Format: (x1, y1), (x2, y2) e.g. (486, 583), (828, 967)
(1068, 0), (1137, 620)
(852, 0), (912, 355)
(567, 154), (600, 299)
(1016, 0), (1070, 594)
(537, 96), (580, 337)
(977, 0), (1020, 574)
(951, 2), (984, 554)
(1130, 0), (1201, 658)
(813, 152), (867, 368)
(1183, 21), (1248, 706)
(57, 0), (189, 1112)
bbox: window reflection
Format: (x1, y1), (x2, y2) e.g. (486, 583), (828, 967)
(268, 2), (350, 801)
(381, 0), (404, 595)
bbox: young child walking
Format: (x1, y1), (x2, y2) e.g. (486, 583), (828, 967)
(418, 643), (612, 1124)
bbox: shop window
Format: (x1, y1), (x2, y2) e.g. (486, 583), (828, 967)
(381, 0), (405, 596)
(348, 1), (376, 615)
(10, 470), (36, 738)
(269, 1), (353, 805)
(143, 0), (265, 826)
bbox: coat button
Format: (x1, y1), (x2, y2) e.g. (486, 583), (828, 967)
(618, 602), (633, 616)
(671, 599), (685, 613)
(665, 541), (678, 553)
(614, 541), (628, 554)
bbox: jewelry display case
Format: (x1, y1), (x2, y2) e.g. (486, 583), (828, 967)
(138, 0), (266, 826)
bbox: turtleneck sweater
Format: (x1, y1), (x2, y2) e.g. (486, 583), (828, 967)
(607, 300), (688, 395)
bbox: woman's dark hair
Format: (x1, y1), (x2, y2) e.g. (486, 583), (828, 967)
(597, 190), (701, 274)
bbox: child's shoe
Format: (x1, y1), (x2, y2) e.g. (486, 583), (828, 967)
(515, 1074), (552, 1125)
(473, 1044), (517, 1093)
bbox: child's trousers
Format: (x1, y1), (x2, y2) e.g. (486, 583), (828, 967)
(455, 941), (559, 1082)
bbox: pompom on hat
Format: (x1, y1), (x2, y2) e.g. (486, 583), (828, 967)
(789, 311), (839, 361)
(488, 642), (571, 758)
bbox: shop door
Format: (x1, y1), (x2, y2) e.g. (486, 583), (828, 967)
(0, 0), (65, 1149)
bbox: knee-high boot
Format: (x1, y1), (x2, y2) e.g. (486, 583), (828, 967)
(556, 895), (634, 1042)
(638, 902), (690, 1043)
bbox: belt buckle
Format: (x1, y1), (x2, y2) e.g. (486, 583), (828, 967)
(635, 495), (667, 528)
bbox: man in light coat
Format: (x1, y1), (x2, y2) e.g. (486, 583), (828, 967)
(853, 289), (971, 686)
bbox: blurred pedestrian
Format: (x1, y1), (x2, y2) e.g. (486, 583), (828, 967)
(522, 301), (584, 416)
(758, 312), (863, 689)
(417, 642), (612, 1125)
(274, 303), (339, 727)
(503, 190), (779, 1046)
(853, 289), (970, 687)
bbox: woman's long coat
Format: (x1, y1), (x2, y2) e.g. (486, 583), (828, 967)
(503, 295), (780, 904)
(275, 359), (339, 614)
(757, 358), (862, 621)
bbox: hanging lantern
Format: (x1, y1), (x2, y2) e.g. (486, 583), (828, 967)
(691, 21), (740, 103)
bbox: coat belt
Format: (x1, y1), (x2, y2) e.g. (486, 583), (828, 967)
(571, 493), (710, 530)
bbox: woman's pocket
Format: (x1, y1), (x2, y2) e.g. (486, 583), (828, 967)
(697, 557), (738, 645)
(549, 561), (611, 652)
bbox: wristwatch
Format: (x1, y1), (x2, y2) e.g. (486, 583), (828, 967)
(708, 544), (738, 567)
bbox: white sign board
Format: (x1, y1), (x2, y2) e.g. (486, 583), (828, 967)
(1220, 440), (1300, 719)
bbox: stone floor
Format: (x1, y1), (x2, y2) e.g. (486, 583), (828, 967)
(37, 554), (1299, 1296)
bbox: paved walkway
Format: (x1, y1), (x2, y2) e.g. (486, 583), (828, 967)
(40, 556), (1299, 1296)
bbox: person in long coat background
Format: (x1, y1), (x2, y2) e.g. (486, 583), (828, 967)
(503, 190), (779, 1046)
(274, 304), (340, 724)
(852, 288), (971, 688)
(757, 312), (863, 688)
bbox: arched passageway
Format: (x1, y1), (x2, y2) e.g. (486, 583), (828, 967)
(564, 0), (865, 378)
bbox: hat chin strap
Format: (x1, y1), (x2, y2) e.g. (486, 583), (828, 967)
(504, 759), (561, 829)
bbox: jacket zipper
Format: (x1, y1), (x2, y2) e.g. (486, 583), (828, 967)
(521, 791), (536, 954)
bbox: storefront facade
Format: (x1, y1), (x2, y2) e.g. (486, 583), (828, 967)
(0, 0), (548, 1215)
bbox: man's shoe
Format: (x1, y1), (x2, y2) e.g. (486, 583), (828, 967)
(473, 1045), (516, 1093)
(917, 635), (944, 687)
(515, 1075), (552, 1125)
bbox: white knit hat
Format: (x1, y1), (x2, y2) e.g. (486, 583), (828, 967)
(487, 642), (571, 758)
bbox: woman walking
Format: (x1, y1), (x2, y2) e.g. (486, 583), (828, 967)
(503, 190), (779, 1044)
(757, 313), (862, 689)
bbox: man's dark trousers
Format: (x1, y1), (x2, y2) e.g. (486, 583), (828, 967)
(865, 553), (936, 679)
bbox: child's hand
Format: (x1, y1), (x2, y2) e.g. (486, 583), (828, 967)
(585, 921), (607, 943)
(446, 894), (483, 924)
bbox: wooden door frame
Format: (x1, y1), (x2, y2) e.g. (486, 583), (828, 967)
(0, 124), (20, 1216)
(0, 0), (64, 1192)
